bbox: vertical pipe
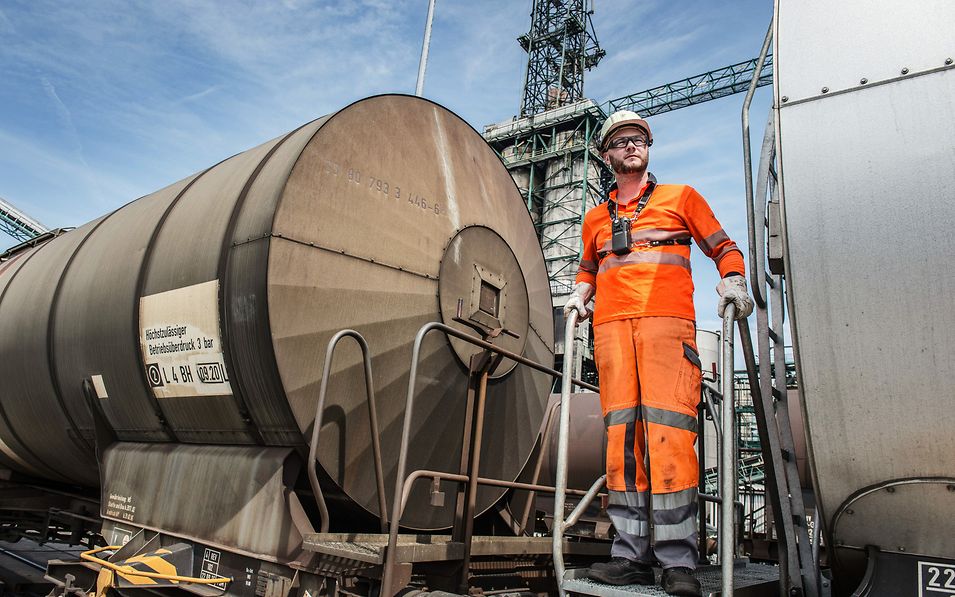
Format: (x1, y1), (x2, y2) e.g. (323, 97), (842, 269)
(414, 0), (437, 97)
(382, 323), (434, 595)
(458, 367), (490, 593)
(571, 116), (592, 331)
(360, 336), (390, 533)
(551, 310), (578, 597)
(720, 306), (737, 597)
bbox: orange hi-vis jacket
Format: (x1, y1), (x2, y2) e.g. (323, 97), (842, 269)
(575, 183), (745, 326)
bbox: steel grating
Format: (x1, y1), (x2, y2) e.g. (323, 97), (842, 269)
(563, 562), (779, 596)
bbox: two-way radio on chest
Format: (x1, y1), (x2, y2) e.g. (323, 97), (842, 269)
(607, 180), (656, 224)
(608, 181), (655, 256)
(605, 181), (692, 256)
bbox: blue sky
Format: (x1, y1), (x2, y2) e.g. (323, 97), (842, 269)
(0, 0), (774, 334)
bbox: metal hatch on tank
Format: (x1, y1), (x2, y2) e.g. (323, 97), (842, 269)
(0, 95), (555, 537)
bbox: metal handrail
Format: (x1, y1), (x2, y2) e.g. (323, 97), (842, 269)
(720, 306), (738, 597)
(380, 320), (597, 596)
(396, 469), (605, 525)
(741, 16), (775, 309)
(702, 382), (723, 437)
(551, 309), (579, 597)
(308, 330), (388, 533)
(829, 476), (955, 552)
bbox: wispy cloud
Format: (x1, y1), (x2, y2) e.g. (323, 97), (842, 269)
(175, 85), (221, 105)
(0, 127), (143, 225)
(0, 7), (14, 34)
(40, 77), (88, 167)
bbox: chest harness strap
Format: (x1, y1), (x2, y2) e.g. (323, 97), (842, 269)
(600, 183), (694, 260)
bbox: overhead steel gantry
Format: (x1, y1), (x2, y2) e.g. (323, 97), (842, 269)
(603, 55), (773, 116)
(0, 196), (48, 242)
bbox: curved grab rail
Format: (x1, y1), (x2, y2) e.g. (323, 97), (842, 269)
(308, 329), (388, 533)
(380, 320), (597, 595)
(829, 476), (955, 551)
(741, 16), (775, 309)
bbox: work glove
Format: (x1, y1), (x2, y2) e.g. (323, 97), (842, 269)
(562, 282), (595, 323)
(717, 275), (754, 320)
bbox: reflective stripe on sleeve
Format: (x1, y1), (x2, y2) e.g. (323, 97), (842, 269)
(712, 244), (742, 262)
(699, 229), (730, 254)
(579, 259), (598, 273)
(644, 405), (698, 434)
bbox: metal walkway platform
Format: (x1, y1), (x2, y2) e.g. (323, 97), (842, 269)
(562, 561), (779, 596)
(303, 533), (609, 565)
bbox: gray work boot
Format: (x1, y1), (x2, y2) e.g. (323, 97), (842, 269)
(660, 567), (702, 596)
(587, 557), (654, 585)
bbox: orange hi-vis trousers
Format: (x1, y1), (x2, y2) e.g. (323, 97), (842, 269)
(594, 316), (702, 569)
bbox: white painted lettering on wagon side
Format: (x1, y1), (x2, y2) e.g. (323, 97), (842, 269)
(920, 561), (955, 596)
(139, 280), (233, 399)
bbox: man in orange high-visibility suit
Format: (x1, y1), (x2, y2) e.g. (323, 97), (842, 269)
(564, 111), (753, 596)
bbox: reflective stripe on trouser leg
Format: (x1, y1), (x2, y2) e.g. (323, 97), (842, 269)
(653, 487), (700, 569)
(633, 316), (702, 568)
(607, 490), (651, 562)
(594, 319), (651, 562)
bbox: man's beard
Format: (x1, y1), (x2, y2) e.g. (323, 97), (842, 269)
(609, 153), (646, 175)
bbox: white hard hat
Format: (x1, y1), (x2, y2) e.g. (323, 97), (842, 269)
(598, 110), (653, 150)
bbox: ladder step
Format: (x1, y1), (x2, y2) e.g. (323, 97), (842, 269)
(561, 562), (779, 596)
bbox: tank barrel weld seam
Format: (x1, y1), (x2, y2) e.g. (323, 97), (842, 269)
(270, 234), (437, 280)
